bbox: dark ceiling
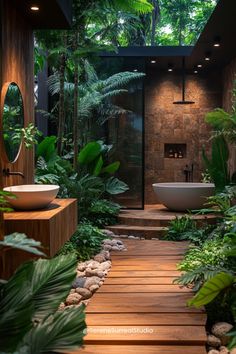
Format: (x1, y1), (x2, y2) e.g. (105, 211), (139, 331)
(14, 0), (72, 29)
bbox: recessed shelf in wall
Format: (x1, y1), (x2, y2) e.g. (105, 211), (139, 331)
(164, 143), (187, 159)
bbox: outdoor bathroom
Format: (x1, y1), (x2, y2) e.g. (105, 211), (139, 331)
(2, 1), (236, 354)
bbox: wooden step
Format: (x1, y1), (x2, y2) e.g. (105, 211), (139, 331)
(84, 325), (206, 345)
(86, 293), (204, 313)
(107, 225), (168, 239)
(86, 313), (206, 326)
(78, 345), (207, 354)
(97, 284), (191, 293)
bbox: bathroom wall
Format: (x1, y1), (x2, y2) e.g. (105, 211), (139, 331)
(145, 68), (222, 204)
(222, 58), (236, 176)
(0, 1), (34, 186)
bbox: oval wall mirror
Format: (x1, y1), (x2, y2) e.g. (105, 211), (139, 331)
(2, 82), (24, 162)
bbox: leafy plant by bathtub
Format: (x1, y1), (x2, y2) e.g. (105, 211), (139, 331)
(202, 135), (231, 193)
(0, 255), (86, 353)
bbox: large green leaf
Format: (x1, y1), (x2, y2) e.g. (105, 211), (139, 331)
(78, 142), (102, 165)
(22, 305), (86, 353)
(205, 109), (232, 129)
(36, 136), (57, 162)
(0, 233), (45, 256)
(101, 161), (120, 174)
(93, 155), (104, 176)
(188, 272), (235, 308)
(31, 255), (77, 320)
(105, 177), (129, 195)
(202, 136), (230, 192)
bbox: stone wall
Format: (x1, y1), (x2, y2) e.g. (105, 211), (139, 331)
(144, 68), (222, 204)
(222, 58), (236, 176)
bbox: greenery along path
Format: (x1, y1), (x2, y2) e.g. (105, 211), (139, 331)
(77, 239), (207, 354)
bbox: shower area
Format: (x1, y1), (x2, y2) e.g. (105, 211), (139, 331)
(97, 54), (222, 209)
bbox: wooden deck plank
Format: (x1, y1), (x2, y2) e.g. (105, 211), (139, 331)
(97, 284), (191, 293)
(84, 325), (206, 345)
(110, 263), (180, 271)
(108, 270), (182, 277)
(86, 313), (206, 326)
(104, 277), (178, 284)
(76, 345), (207, 354)
(86, 293), (203, 313)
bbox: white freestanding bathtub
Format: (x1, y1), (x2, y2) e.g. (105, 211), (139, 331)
(152, 182), (215, 211)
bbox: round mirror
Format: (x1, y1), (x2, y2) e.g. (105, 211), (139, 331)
(2, 83), (24, 162)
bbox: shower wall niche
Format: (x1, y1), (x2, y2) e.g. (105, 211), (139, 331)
(164, 143), (186, 159)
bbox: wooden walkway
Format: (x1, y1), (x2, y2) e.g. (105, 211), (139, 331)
(79, 239), (207, 354)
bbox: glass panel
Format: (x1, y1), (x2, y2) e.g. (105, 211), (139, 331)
(96, 57), (144, 209)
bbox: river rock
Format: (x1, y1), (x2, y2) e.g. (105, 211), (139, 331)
(89, 284), (99, 292)
(208, 350), (220, 354)
(212, 322), (233, 345)
(85, 268), (104, 278)
(66, 293), (82, 305)
(75, 287), (92, 299)
(84, 276), (101, 289)
(94, 253), (106, 263)
(72, 276), (86, 288)
(111, 246), (120, 251)
(76, 271), (86, 277)
(219, 346), (229, 354)
(103, 244), (112, 251)
(87, 260), (100, 269)
(77, 262), (87, 272)
(99, 261), (111, 271)
(103, 230), (115, 237)
(207, 334), (221, 347)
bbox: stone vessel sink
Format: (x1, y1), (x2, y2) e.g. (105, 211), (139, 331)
(3, 184), (59, 210)
(152, 182), (215, 211)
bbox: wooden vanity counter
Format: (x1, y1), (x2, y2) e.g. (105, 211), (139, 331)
(3, 199), (77, 277)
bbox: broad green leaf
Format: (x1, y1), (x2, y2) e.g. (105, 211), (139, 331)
(101, 161), (120, 174)
(31, 255), (77, 320)
(188, 272), (235, 308)
(36, 136), (57, 162)
(0, 233), (45, 256)
(93, 155), (104, 176)
(105, 177), (129, 195)
(22, 305), (86, 353)
(78, 142), (101, 165)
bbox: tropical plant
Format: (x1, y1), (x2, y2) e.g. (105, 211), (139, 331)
(0, 254), (86, 353)
(58, 223), (108, 261)
(202, 136), (231, 193)
(83, 199), (121, 227)
(165, 215), (197, 241)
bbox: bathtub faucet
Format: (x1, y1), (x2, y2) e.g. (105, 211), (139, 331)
(183, 164), (193, 182)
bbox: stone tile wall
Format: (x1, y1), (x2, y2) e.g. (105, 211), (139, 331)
(144, 68), (222, 204)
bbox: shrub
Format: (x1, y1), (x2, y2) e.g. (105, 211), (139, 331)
(58, 223), (108, 261)
(83, 199), (121, 227)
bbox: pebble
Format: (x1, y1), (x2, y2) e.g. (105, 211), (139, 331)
(111, 246), (120, 251)
(85, 268), (104, 278)
(94, 254), (106, 263)
(212, 322), (233, 345)
(102, 230), (115, 237)
(66, 293), (82, 305)
(207, 334), (221, 347)
(208, 350), (220, 354)
(72, 276), (86, 289)
(75, 287), (92, 299)
(77, 263), (87, 272)
(89, 284), (99, 292)
(87, 260), (101, 269)
(84, 276), (101, 289)
(58, 302), (65, 311)
(103, 244), (112, 251)
(219, 346), (229, 354)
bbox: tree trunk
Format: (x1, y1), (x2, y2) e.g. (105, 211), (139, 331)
(73, 31), (79, 170)
(57, 35), (67, 156)
(151, 0), (160, 46)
